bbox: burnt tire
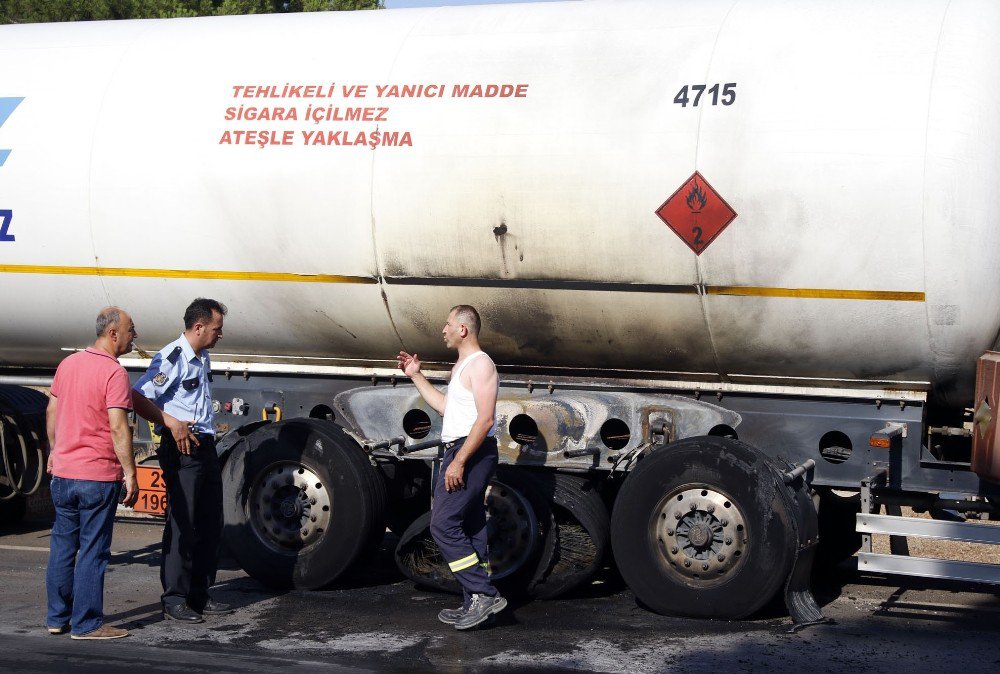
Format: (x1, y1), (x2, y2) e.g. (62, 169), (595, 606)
(610, 436), (797, 619)
(394, 466), (553, 596)
(222, 419), (386, 590)
(527, 472), (610, 599)
(395, 510), (461, 594)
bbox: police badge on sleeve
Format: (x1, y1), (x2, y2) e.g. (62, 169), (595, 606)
(153, 372), (168, 386)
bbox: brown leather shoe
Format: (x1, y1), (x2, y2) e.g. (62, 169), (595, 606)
(70, 625), (129, 640)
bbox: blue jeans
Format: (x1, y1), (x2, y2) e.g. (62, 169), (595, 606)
(46, 476), (120, 635)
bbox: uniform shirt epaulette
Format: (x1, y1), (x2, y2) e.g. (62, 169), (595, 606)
(166, 345), (183, 364)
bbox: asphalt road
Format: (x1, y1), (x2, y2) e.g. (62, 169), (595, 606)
(2, 516), (1000, 673)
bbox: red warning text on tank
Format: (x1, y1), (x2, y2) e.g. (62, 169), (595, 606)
(655, 172), (737, 255)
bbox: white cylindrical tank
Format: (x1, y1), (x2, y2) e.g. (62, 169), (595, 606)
(0, 0), (998, 408)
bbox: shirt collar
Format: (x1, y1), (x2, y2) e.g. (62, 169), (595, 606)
(178, 334), (201, 363)
(84, 347), (120, 363)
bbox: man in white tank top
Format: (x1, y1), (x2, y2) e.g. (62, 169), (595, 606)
(397, 304), (506, 630)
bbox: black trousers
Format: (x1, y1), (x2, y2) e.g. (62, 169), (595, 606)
(430, 436), (499, 606)
(156, 433), (222, 610)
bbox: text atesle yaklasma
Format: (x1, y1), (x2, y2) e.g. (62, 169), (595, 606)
(219, 82), (530, 149)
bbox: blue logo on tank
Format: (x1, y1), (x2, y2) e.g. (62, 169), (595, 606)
(1, 97), (23, 241)
(0, 97), (24, 167)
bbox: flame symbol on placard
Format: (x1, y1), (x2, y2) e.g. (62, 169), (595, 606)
(686, 184), (707, 212)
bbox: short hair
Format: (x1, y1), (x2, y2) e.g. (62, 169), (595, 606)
(95, 307), (121, 337)
(450, 304), (481, 336)
(184, 298), (228, 330)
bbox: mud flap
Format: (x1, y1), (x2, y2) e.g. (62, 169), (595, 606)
(783, 540), (831, 633)
(778, 463), (834, 633)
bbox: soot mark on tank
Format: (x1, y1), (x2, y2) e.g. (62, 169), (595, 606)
(313, 309), (358, 339)
(382, 261), (406, 278)
(485, 298), (561, 361)
(400, 307), (431, 336)
(492, 219), (525, 272)
(849, 357), (926, 382)
(493, 220), (510, 274)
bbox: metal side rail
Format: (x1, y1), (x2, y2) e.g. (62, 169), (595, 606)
(856, 513), (1000, 585)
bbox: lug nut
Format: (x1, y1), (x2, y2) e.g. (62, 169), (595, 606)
(725, 537), (733, 545)
(684, 560), (692, 567)
(310, 516), (317, 522)
(721, 519), (729, 526)
(674, 512), (682, 520)
(689, 503), (697, 511)
(667, 529), (674, 536)
(707, 504), (715, 513)
(310, 498), (317, 505)
(670, 546), (679, 554)
(717, 554), (726, 562)
(702, 563), (709, 570)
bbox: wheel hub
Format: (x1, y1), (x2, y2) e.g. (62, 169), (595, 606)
(686, 521), (712, 549)
(249, 462), (332, 551)
(484, 481), (539, 580)
(654, 487), (748, 581)
(279, 495), (301, 519)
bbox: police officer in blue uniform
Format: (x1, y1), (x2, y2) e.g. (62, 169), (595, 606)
(134, 298), (230, 624)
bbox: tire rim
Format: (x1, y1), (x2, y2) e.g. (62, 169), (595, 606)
(485, 480), (539, 579)
(652, 486), (749, 582)
(248, 461), (332, 552)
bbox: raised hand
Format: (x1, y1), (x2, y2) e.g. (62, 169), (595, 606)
(397, 351), (422, 378)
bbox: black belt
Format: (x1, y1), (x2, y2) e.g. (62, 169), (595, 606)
(443, 436), (496, 450)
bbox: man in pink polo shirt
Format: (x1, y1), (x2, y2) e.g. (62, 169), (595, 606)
(45, 307), (141, 641)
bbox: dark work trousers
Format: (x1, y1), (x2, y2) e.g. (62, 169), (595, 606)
(430, 436), (499, 607)
(156, 433), (222, 610)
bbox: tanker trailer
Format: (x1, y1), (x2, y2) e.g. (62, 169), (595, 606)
(2, 0), (1000, 621)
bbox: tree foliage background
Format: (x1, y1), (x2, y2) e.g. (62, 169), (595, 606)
(0, 0), (382, 23)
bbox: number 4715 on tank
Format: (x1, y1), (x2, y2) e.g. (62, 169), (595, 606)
(674, 83), (737, 107)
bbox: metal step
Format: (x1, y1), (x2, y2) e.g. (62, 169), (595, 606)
(857, 553), (1000, 585)
(856, 513), (1000, 545)
(855, 513), (1000, 585)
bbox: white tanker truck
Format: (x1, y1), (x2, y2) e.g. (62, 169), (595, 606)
(3, 0), (1000, 624)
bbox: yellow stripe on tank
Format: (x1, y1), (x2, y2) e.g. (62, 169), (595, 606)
(706, 286), (925, 302)
(0, 265), (925, 301)
(0, 264), (377, 285)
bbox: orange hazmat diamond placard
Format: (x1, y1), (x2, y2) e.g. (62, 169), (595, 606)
(655, 172), (737, 255)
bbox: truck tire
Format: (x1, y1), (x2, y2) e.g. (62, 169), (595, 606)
(395, 510), (461, 594)
(527, 472), (610, 599)
(394, 466), (553, 595)
(222, 419), (386, 590)
(610, 436), (797, 619)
